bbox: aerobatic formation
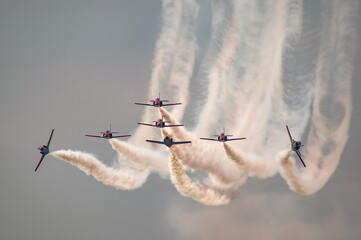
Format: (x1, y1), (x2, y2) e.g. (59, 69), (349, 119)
(36, 0), (358, 206)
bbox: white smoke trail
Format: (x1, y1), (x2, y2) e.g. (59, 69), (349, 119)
(232, 0), (289, 155)
(189, 0), (229, 121)
(51, 150), (149, 190)
(160, 107), (247, 188)
(130, 0), (184, 145)
(51, 0), (357, 202)
(169, 153), (236, 206)
(131, 0), (199, 145)
(223, 143), (278, 178)
(278, 149), (309, 195)
(109, 139), (169, 175)
(279, 0), (358, 195)
(195, 0), (243, 136)
(168, 0), (199, 121)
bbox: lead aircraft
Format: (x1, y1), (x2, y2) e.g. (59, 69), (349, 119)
(146, 136), (191, 148)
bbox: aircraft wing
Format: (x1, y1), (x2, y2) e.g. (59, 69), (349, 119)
(135, 103), (152, 106)
(146, 140), (164, 144)
(173, 141), (192, 145)
(164, 124), (184, 127)
(286, 125), (293, 143)
(162, 103), (182, 106)
(137, 122), (155, 127)
(296, 150), (306, 167)
(227, 137), (246, 141)
(112, 135), (131, 138)
(85, 134), (102, 138)
(35, 154), (46, 172)
(200, 138), (218, 141)
(46, 129), (54, 147)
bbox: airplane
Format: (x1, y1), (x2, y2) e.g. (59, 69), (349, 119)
(138, 117), (184, 128)
(85, 124), (131, 139)
(135, 93), (181, 107)
(286, 125), (306, 167)
(200, 129), (246, 142)
(35, 129), (54, 172)
(146, 136), (191, 148)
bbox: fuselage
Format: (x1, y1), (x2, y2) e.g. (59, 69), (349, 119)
(218, 134), (227, 142)
(152, 98), (163, 107)
(163, 136), (174, 147)
(155, 120), (165, 128)
(38, 145), (49, 155)
(102, 131), (112, 138)
(292, 141), (302, 151)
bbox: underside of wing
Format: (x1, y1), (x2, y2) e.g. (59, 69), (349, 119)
(135, 103), (152, 106)
(164, 124), (184, 127)
(46, 129), (54, 147)
(112, 135), (131, 138)
(146, 140), (164, 144)
(200, 138), (218, 141)
(227, 137), (246, 141)
(137, 122), (155, 127)
(286, 125), (293, 144)
(85, 135), (102, 138)
(296, 150), (306, 167)
(173, 141), (192, 144)
(35, 154), (46, 172)
(162, 103), (182, 106)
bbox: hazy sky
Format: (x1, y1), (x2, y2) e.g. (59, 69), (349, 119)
(0, 1), (360, 240)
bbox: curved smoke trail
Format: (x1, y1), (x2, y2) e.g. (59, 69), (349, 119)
(279, 0), (358, 195)
(278, 149), (309, 195)
(51, 150), (149, 190)
(160, 108), (247, 189)
(51, 0), (358, 204)
(223, 143), (278, 178)
(109, 139), (169, 175)
(169, 153), (236, 206)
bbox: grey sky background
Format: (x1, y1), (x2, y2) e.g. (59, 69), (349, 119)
(0, 1), (360, 240)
